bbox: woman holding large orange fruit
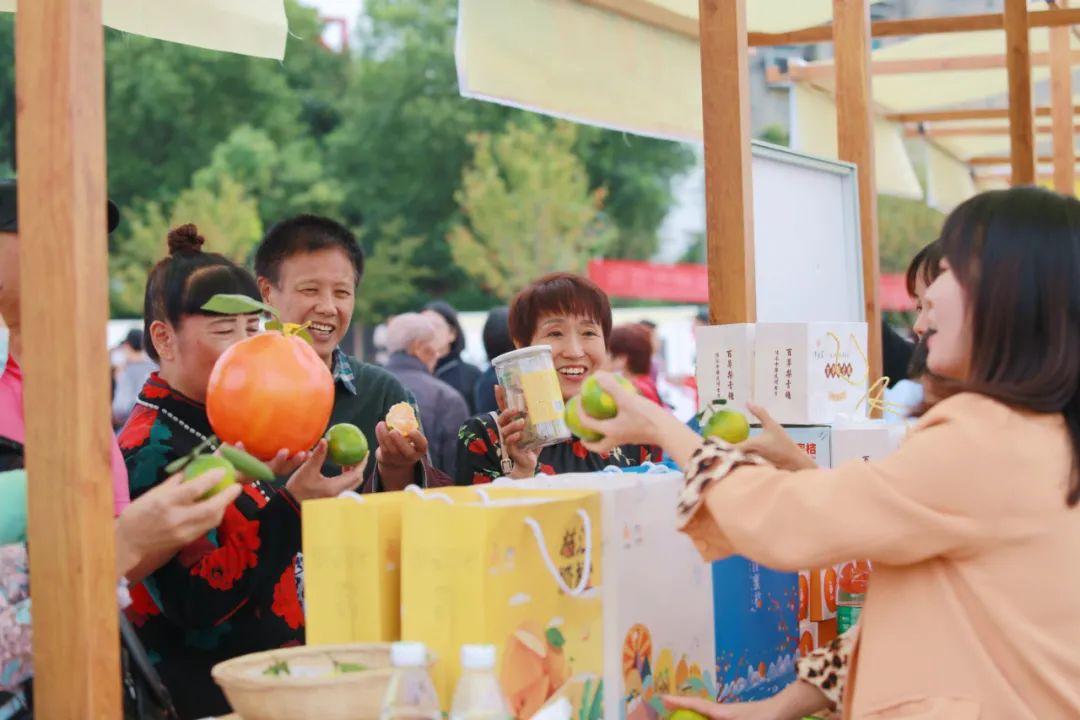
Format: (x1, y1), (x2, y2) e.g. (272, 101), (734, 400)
(118, 224), (367, 719)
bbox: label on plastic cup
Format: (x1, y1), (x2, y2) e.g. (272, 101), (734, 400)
(521, 369), (564, 424)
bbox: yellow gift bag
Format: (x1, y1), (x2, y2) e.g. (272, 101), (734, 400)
(302, 491), (404, 645)
(401, 486), (604, 719)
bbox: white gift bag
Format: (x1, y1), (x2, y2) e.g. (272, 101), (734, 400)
(752, 322), (869, 425)
(695, 324), (755, 415)
(496, 473), (717, 720)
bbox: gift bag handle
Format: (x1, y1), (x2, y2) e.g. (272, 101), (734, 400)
(523, 508), (593, 597)
(403, 485), (453, 504)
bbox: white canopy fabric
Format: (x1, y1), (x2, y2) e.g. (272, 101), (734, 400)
(0, 0), (288, 59)
(456, 0), (882, 143)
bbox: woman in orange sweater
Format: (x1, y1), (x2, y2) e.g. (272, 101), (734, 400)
(580, 186), (1080, 719)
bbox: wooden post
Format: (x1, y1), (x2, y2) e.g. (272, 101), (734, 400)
(1005, 0), (1036, 185)
(832, 0), (883, 390)
(1049, 0), (1075, 195)
(15, 0), (122, 717)
(698, 0), (755, 324)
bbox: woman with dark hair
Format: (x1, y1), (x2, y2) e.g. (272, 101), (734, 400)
(579, 188), (1080, 719)
(455, 273), (661, 485)
(118, 225), (366, 718)
(423, 300), (482, 413)
(608, 323), (663, 405)
(474, 306), (513, 414)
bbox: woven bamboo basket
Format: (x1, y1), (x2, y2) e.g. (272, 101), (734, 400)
(211, 643), (394, 720)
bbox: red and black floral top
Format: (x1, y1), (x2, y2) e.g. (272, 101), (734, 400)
(118, 373), (305, 719)
(454, 413), (662, 485)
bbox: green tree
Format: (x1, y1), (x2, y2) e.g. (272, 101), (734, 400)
(109, 174), (262, 316)
(102, 1), (347, 217)
(877, 194), (944, 273)
(0, 16), (12, 175)
(449, 121), (615, 301)
(327, 0), (693, 304)
(192, 125), (345, 224)
(355, 219), (434, 323)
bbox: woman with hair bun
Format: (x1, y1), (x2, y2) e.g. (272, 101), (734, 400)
(118, 224), (365, 718)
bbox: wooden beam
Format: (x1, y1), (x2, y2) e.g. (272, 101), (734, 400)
(905, 123), (1077, 137)
(886, 105), (1079, 122)
(1050, 1), (1076, 194)
(699, 0), (755, 323)
(833, 0), (883, 395)
(969, 154), (1061, 165)
(750, 7), (1080, 46)
(777, 49), (1079, 82)
(1006, 0), (1036, 184)
(14, 0), (121, 717)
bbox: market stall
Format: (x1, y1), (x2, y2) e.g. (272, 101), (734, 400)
(8, 0), (1078, 717)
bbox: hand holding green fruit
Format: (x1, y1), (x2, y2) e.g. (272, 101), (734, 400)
(579, 374), (637, 420)
(564, 395), (604, 442)
(183, 455), (238, 500)
(325, 423), (369, 466)
(700, 401), (750, 444)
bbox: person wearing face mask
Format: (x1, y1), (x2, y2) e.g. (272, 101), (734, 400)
(578, 187), (1080, 720)
(455, 273), (662, 486)
(118, 224), (366, 719)
(254, 215), (444, 491)
(383, 313), (469, 479)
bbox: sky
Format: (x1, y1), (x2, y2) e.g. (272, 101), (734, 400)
(298, 0), (364, 52)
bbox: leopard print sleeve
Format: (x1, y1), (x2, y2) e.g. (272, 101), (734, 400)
(676, 438), (769, 529)
(797, 626), (857, 714)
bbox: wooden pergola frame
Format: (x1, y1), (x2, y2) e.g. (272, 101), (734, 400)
(12, 0), (1075, 716)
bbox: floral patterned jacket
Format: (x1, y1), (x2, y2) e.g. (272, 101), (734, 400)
(117, 373), (305, 719)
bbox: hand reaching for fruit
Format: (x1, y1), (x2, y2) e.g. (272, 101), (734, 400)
(736, 403), (816, 471)
(285, 439), (367, 502)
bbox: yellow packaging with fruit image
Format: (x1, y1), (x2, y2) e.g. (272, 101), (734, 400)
(400, 486), (603, 718)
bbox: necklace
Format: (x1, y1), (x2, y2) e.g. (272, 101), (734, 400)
(134, 398), (216, 447)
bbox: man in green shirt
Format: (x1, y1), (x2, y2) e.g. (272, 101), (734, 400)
(254, 215), (443, 490)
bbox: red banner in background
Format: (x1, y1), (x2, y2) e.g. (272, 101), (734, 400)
(587, 259), (708, 303)
(588, 259), (914, 313)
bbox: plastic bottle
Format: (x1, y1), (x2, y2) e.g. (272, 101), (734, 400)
(449, 645), (510, 720)
(380, 642), (442, 720)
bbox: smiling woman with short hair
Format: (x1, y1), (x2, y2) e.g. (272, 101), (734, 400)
(454, 272), (661, 485)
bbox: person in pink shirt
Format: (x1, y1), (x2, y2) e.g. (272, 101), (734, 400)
(0, 182), (129, 516)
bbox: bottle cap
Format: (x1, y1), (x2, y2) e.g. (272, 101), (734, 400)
(391, 641), (428, 668)
(460, 644), (497, 671)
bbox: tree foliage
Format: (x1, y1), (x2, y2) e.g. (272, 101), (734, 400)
(449, 121), (616, 301)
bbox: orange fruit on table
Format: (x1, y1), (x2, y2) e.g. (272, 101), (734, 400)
(207, 332), (334, 461)
(622, 624), (652, 678)
(838, 560), (872, 595)
(824, 567), (839, 613)
(385, 402), (419, 435)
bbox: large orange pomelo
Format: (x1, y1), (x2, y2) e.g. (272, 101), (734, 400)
(207, 332), (334, 460)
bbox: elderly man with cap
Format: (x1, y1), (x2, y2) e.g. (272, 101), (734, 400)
(383, 313), (470, 478)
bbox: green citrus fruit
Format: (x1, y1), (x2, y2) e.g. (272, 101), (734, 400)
(579, 374), (636, 420)
(183, 454), (237, 499)
(325, 423), (369, 466)
(668, 710), (709, 720)
(702, 409), (751, 444)
(219, 444), (274, 482)
(564, 396), (604, 442)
